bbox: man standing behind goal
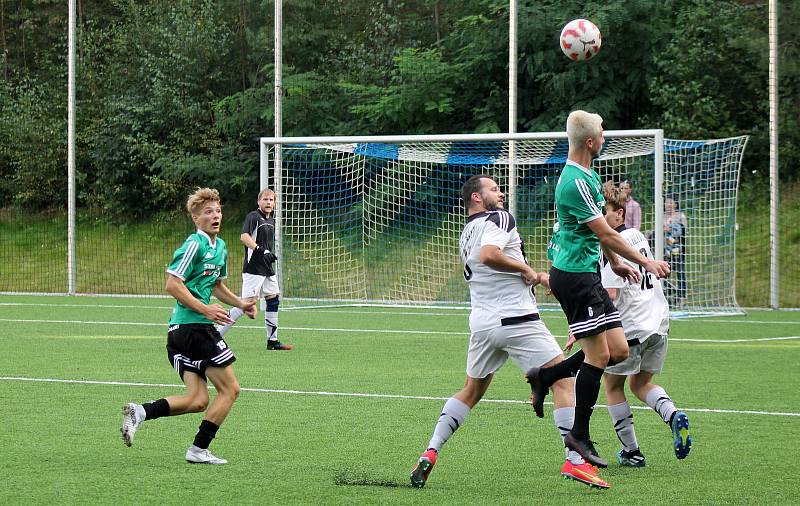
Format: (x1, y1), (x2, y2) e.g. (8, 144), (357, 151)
(217, 188), (292, 350)
(526, 111), (670, 474)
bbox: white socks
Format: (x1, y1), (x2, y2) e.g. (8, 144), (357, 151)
(645, 386), (677, 424)
(427, 397), (470, 452)
(608, 401), (639, 451)
(554, 407), (584, 464)
(265, 311), (278, 340)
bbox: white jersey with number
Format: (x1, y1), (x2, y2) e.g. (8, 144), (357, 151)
(460, 210), (539, 332)
(600, 226), (669, 343)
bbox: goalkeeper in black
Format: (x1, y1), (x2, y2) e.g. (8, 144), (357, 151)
(217, 188), (293, 350)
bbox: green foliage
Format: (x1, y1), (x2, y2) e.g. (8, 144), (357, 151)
(647, 1), (773, 178)
(342, 48), (460, 134)
(0, 77), (65, 209)
(0, 0), (798, 216)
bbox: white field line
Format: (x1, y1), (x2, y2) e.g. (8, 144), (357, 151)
(1, 375), (797, 418)
(1, 318), (799, 343)
(4, 302), (800, 323)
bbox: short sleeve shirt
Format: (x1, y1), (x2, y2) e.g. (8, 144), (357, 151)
(549, 160), (605, 272)
(166, 230), (228, 324)
(460, 210), (539, 332)
(600, 226), (669, 342)
(241, 209), (275, 276)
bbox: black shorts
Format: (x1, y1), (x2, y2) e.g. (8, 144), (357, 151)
(548, 267), (622, 340)
(166, 323), (236, 381)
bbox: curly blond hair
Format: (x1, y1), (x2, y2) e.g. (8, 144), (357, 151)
(186, 188), (221, 216)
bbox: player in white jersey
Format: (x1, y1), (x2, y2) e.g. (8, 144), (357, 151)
(411, 175), (609, 490)
(567, 184), (692, 467)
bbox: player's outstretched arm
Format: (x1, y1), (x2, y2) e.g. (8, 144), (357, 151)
(213, 280), (257, 319)
(588, 217), (670, 278)
(166, 274), (233, 324)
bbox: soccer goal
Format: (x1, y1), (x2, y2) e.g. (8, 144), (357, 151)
(259, 132), (747, 316)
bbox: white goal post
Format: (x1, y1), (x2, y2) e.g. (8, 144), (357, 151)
(259, 131), (747, 316)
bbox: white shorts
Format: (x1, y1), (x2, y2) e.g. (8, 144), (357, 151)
(466, 320), (563, 379)
(605, 333), (668, 376)
(241, 273), (279, 299)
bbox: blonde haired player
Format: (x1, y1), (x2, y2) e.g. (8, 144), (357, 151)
(526, 110), (670, 486)
(120, 188), (257, 464)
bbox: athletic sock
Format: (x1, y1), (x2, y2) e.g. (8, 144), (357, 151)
(427, 397), (471, 452)
(265, 297), (279, 341)
(192, 419), (220, 450)
(216, 307), (244, 337)
(608, 401), (639, 451)
(553, 407), (584, 464)
(540, 350), (585, 386)
(142, 398), (170, 420)
(645, 386), (678, 425)
(571, 362), (604, 441)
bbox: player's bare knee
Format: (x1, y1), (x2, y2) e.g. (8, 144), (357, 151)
(190, 396), (209, 413)
(590, 349), (611, 367)
(610, 346), (629, 364)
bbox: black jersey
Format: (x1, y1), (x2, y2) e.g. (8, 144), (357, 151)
(241, 209), (276, 276)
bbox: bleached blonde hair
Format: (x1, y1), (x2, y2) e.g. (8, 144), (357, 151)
(257, 188), (275, 200)
(566, 110), (604, 150)
(186, 187), (221, 216)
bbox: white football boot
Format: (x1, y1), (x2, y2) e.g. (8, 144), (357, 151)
(120, 402), (144, 447)
(185, 446), (228, 465)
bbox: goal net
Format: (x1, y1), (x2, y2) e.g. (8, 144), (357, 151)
(262, 132), (747, 315)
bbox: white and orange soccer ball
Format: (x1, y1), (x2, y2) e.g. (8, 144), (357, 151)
(559, 19), (602, 61)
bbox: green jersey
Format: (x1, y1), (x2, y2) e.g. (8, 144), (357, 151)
(549, 160), (605, 273)
(166, 230), (228, 324)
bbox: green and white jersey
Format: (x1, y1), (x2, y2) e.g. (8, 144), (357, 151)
(166, 230), (228, 325)
(549, 160), (605, 273)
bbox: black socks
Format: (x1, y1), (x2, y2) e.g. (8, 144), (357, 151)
(142, 399), (170, 420)
(571, 362), (604, 441)
(192, 420), (220, 450)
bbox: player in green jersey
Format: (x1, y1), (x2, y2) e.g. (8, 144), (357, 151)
(120, 188), (257, 464)
(526, 111), (670, 483)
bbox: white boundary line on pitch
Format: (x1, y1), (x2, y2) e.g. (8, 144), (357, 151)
(4, 302), (800, 323)
(1, 375), (798, 418)
(1, 318), (799, 343)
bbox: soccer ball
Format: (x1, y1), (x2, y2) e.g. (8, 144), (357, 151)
(559, 19), (602, 61)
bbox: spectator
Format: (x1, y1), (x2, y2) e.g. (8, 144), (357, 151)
(664, 197), (688, 304)
(620, 181), (641, 230)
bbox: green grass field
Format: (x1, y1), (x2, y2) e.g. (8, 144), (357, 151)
(1, 295), (799, 505)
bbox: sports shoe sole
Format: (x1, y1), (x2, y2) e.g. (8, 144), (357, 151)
(561, 470), (610, 489)
(410, 457), (433, 488)
(120, 404), (136, 447)
(186, 457), (228, 465)
(672, 411), (692, 459)
(524, 366), (547, 418)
